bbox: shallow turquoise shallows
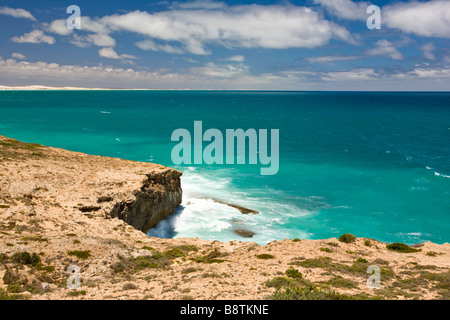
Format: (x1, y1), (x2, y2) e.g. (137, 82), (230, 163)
(1, 91), (449, 244)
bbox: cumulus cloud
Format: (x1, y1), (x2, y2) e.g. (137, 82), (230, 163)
(169, 0), (227, 10)
(384, 0), (450, 39)
(323, 68), (378, 81)
(1, 56), (450, 91)
(135, 39), (184, 54)
(46, 19), (72, 36)
(46, 4), (355, 55)
(421, 43), (436, 60)
(226, 55), (245, 62)
(313, 0), (370, 21)
(11, 30), (55, 44)
(192, 61), (249, 78)
(367, 39), (403, 60)
(0, 7), (35, 21)
(81, 34), (116, 47)
(0, 57), (168, 88)
(98, 47), (136, 61)
(11, 53), (26, 60)
(306, 55), (361, 63)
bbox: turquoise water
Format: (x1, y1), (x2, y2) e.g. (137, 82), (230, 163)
(1, 91), (449, 244)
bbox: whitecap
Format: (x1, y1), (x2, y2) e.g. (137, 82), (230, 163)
(146, 168), (316, 244)
(434, 171), (450, 178)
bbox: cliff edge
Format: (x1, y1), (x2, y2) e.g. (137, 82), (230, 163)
(0, 136), (449, 301)
(0, 135), (182, 234)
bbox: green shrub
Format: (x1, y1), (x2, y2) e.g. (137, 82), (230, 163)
(192, 248), (227, 264)
(356, 258), (368, 263)
(2, 270), (22, 285)
(0, 253), (9, 263)
(256, 254), (275, 260)
(67, 290), (86, 297)
(326, 276), (359, 289)
(386, 243), (420, 253)
(164, 248), (186, 258)
(12, 252), (41, 266)
(320, 247), (332, 253)
(0, 288), (26, 300)
(68, 250), (91, 259)
(122, 283), (137, 290)
(364, 240), (372, 247)
(269, 284), (356, 300)
(338, 234), (356, 243)
(325, 242), (339, 247)
(285, 268), (303, 280)
(265, 277), (296, 288)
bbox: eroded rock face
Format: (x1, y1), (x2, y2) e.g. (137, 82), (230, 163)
(110, 170), (182, 232)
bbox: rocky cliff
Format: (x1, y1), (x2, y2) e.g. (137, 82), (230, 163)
(110, 170), (182, 232)
(0, 135), (182, 233)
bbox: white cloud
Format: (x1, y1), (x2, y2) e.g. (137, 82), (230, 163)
(313, 0), (370, 21)
(11, 30), (55, 45)
(169, 0), (227, 10)
(135, 39), (184, 54)
(48, 4), (355, 55)
(367, 39), (403, 60)
(421, 43), (436, 60)
(47, 19), (72, 36)
(68, 33), (117, 48)
(323, 68), (378, 81)
(391, 66), (450, 80)
(11, 53), (26, 60)
(1, 56), (450, 90)
(0, 7), (36, 21)
(192, 61), (249, 78)
(384, 0), (450, 39)
(47, 17), (116, 48)
(306, 55), (361, 63)
(98, 47), (136, 61)
(226, 55), (245, 62)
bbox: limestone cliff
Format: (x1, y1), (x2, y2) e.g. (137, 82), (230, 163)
(110, 170), (182, 232)
(0, 135), (182, 234)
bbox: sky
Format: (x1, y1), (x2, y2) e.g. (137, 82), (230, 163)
(0, 0), (449, 90)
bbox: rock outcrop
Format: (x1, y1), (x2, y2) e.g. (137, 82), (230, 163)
(110, 170), (182, 232)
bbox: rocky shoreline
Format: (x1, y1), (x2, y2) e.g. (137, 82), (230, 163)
(0, 136), (449, 300)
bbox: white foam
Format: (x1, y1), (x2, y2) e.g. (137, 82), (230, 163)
(434, 171), (450, 178)
(147, 167), (316, 244)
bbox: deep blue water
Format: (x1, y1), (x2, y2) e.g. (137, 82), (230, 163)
(1, 91), (449, 244)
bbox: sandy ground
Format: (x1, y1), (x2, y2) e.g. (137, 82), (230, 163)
(0, 136), (449, 300)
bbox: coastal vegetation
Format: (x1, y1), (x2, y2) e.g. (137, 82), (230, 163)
(386, 243), (421, 253)
(338, 234), (356, 243)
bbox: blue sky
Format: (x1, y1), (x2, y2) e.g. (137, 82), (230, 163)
(0, 0), (449, 90)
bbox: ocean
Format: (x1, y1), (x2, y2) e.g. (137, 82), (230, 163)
(1, 90), (449, 245)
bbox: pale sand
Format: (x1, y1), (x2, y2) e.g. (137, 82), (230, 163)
(0, 136), (449, 300)
(0, 85), (192, 91)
